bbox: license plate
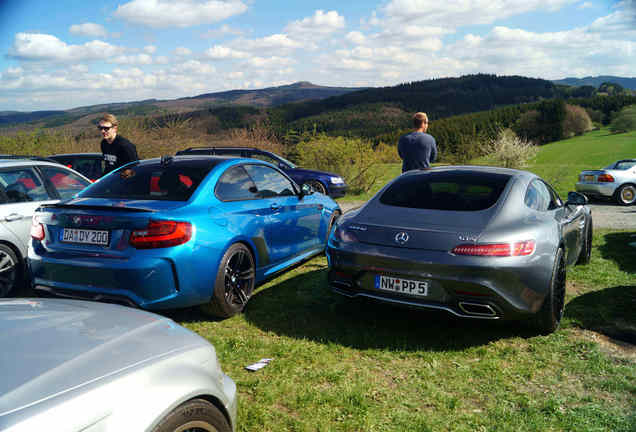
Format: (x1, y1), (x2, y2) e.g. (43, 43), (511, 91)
(584, 175), (595, 182)
(375, 275), (429, 297)
(62, 228), (109, 246)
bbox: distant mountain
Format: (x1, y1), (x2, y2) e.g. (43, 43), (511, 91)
(182, 81), (365, 107)
(0, 82), (364, 128)
(552, 76), (636, 90)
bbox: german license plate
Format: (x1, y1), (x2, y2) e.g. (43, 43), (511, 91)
(375, 275), (429, 297)
(62, 228), (109, 246)
(584, 175), (595, 182)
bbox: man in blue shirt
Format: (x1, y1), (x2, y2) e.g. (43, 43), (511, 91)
(398, 112), (437, 172)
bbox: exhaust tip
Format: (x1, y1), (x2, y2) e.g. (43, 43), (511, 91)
(458, 301), (498, 317)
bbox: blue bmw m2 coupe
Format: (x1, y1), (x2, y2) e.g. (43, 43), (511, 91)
(28, 155), (341, 317)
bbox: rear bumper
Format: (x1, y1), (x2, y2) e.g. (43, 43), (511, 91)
(326, 242), (553, 321)
(575, 182), (617, 198)
(328, 184), (348, 198)
(28, 243), (211, 309)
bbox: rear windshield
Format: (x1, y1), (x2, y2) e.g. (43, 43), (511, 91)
(379, 171), (511, 211)
(79, 159), (217, 201)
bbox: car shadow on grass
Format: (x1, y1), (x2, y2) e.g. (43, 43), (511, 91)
(565, 285), (636, 344)
(598, 231), (636, 274)
(234, 263), (539, 352)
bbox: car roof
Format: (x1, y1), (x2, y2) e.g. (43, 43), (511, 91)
(404, 164), (535, 179)
(49, 152), (103, 158)
(178, 146), (272, 153)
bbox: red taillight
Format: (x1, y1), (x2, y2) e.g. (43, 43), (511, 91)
(129, 220), (192, 249)
(30, 216), (45, 241)
(451, 240), (535, 257)
(597, 174), (614, 182)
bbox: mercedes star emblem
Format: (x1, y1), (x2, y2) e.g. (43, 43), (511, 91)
(395, 231), (409, 245)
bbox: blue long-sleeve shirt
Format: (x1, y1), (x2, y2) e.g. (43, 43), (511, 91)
(397, 131), (437, 172)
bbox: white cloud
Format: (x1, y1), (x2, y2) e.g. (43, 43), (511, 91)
(9, 33), (125, 62)
(381, 0), (578, 27)
(174, 47), (193, 56)
(201, 24), (244, 38)
(171, 60), (216, 74)
(144, 45), (157, 54)
(284, 10), (345, 38)
(111, 53), (154, 65)
(578, 2), (594, 9)
(246, 56), (293, 68)
(237, 34), (301, 52)
(114, 0), (248, 28)
(69, 23), (108, 38)
(346, 31), (366, 44)
(203, 45), (249, 59)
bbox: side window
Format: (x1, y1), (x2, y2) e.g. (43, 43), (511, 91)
(75, 158), (105, 179)
(243, 164), (295, 198)
(542, 181), (563, 209)
(215, 166), (258, 201)
(0, 168), (50, 203)
(40, 166), (90, 200)
(249, 152), (280, 166)
(524, 180), (550, 212)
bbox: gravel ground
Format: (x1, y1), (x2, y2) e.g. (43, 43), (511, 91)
(338, 201), (636, 230)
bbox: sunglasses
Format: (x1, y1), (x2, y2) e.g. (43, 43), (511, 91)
(98, 125), (113, 131)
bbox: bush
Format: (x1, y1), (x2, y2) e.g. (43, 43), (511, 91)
(295, 135), (382, 194)
(609, 105), (636, 134)
(562, 104), (593, 138)
(481, 128), (538, 169)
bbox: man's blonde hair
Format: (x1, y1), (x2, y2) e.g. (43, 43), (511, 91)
(99, 113), (118, 127)
(413, 112), (428, 128)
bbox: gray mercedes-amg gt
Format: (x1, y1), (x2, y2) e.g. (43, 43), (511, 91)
(326, 166), (592, 334)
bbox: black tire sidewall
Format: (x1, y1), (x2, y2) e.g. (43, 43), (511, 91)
(151, 398), (231, 432)
(536, 248), (566, 334)
(0, 243), (21, 297)
(208, 243), (254, 318)
(615, 184), (636, 206)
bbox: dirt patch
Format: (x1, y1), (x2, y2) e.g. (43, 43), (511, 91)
(569, 328), (636, 362)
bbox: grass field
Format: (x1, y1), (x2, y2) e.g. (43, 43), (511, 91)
(341, 128), (636, 203)
(167, 128), (635, 431)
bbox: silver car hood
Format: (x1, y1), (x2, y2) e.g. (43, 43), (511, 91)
(0, 299), (209, 417)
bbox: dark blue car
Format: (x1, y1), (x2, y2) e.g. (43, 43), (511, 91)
(175, 147), (348, 198)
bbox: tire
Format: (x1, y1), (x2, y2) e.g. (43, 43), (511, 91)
(534, 248), (566, 335)
(151, 398), (231, 432)
(307, 180), (327, 195)
(0, 244), (21, 297)
(201, 243), (255, 318)
(576, 218), (592, 265)
(615, 184), (636, 206)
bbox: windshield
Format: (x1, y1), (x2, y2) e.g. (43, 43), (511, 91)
(79, 160), (218, 201)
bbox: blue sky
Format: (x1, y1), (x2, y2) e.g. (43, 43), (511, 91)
(1, 0), (634, 111)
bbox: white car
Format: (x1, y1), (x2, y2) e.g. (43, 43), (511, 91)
(575, 159), (636, 205)
(0, 156), (91, 296)
(0, 298), (237, 431)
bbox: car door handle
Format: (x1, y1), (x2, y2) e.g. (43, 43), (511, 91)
(4, 213), (24, 222)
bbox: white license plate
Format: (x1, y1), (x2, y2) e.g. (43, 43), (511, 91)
(62, 228), (109, 246)
(375, 275), (429, 297)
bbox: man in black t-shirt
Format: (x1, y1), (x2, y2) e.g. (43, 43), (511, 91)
(98, 113), (138, 175)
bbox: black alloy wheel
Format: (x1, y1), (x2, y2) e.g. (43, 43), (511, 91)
(202, 243), (255, 318)
(576, 218), (593, 265)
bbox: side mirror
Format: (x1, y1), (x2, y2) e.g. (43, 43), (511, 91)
(565, 191), (588, 206)
(300, 183), (314, 197)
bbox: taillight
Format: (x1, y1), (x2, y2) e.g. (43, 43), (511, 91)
(597, 174), (614, 182)
(30, 216), (45, 241)
(452, 240), (535, 257)
(129, 220), (192, 249)
(332, 225), (357, 243)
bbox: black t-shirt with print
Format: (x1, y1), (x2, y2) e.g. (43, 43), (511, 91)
(101, 135), (138, 174)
